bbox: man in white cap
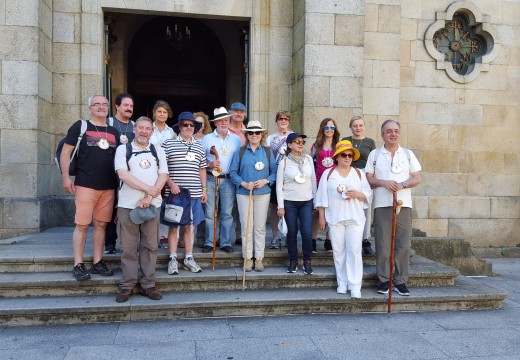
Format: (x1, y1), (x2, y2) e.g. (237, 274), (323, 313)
(114, 116), (168, 302)
(201, 107), (243, 253)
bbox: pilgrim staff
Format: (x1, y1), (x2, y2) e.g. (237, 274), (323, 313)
(210, 145), (223, 271)
(388, 192), (403, 313)
(242, 189), (253, 290)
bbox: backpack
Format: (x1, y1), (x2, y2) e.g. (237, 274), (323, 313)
(238, 145), (271, 167)
(125, 142), (159, 170)
(55, 120), (87, 176)
(326, 166), (361, 181)
(107, 117), (135, 127)
(160, 188), (192, 226)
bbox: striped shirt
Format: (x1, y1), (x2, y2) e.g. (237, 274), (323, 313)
(162, 137), (207, 198)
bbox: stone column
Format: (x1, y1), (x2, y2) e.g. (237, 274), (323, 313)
(0, 0), (53, 238)
(299, 0), (365, 139)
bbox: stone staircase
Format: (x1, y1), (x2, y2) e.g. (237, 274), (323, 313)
(0, 228), (507, 326)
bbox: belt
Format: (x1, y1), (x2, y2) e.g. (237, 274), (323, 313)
(207, 172), (231, 179)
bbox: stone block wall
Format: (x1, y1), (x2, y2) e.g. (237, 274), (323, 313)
(0, 0), (518, 247)
(398, 0), (520, 246)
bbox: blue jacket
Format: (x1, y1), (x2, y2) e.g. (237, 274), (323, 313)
(230, 144), (277, 196)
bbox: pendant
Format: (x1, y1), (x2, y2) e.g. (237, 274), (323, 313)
(185, 152), (196, 161)
(322, 157), (333, 167)
(255, 161), (264, 171)
(391, 164), (402, 174)
(98, 138), (109, 150)
(120, 134), (128, 144)
(221, 147), (229, 156)
(139, 159), (151, 169)
(294, 172), (306, 184)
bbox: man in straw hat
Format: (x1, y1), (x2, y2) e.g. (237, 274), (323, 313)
(162, 112), (208, 275)
(201, 107), (243, 254)
(365, 120), (422, 296)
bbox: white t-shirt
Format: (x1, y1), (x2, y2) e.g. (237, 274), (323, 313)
(315, 167), (372, 226)
(365, 145), (421, 208)
(115, 142), (168, 209)
(276, 154), (316, 207)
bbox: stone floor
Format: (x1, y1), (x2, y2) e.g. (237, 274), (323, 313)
(0, 253), (518, 359)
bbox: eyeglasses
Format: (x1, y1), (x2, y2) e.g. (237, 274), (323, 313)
(340, 153), (354, 159)
(293, 140), (306, 145)
(91, 103), (109, 108)
(323, 126), (336, 131)
(247, 131), (262, 135)
(181, 123), (195, 128)
(277, 117), (290, 121)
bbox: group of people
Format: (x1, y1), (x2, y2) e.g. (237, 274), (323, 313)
(60, 92), (421, 303)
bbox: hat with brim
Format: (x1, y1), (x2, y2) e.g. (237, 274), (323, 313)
(242, 120), (266, 132)
(173, 111), (202, 134)
(286, 132), (307, 144)
(129, 206), (158, 225)
(332, 140), (360, 161)
(212, 107), (232, 122)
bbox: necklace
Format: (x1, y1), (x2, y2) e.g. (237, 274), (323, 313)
(353, 137), (364, 149)
(115, 116), (131, 144)
(91, 121), (109, 150)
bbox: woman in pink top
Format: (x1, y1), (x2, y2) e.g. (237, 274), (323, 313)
(310, 118), (340, 253)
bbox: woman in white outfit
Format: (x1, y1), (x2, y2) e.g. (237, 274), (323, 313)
(315, 140), (371, 298)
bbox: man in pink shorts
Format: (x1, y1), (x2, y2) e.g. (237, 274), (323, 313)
(60, 95), (120, 281)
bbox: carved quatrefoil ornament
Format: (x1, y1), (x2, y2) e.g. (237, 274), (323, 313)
(425, 2), (498, 83)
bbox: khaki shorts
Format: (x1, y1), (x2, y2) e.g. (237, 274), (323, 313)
(74, 186), (115, 225)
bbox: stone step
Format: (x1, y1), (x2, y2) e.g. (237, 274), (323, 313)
(0, 256), (458, 297)
(0, 245), (379, 273)
(0, 276), (506, 326)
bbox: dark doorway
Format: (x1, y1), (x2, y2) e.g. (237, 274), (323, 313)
(126, 16), (243, 125)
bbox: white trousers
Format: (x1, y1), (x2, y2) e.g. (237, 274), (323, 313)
(329, 221), (364, 291)
(363, 195), (373, 240)
(236, 193), (270, 259)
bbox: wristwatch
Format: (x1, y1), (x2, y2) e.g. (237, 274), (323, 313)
(401, 180), (408, 188)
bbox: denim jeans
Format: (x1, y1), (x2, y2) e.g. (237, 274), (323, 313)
(284, 199), (313, 262)
(204, 176), (236, 248)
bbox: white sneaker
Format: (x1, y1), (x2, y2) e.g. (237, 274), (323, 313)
(350, 289), (361, 299)
(167, 257), (179, 275)
(337, 284), (347, 294)
(183, 257), (202, 273)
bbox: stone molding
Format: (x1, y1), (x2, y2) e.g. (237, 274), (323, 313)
(424, 1), (499, 83)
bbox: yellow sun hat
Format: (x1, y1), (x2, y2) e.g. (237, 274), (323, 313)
(332, 140), (361, 161)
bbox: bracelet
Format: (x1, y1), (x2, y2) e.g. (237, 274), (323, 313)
(202, 187), (207, 190)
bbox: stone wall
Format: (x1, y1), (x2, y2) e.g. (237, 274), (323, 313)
(0, 0), (518, 246)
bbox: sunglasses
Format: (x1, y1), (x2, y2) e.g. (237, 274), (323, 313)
(277, 117), (290, 121)
(247, 131), (262, 136)
(181, 123), (195, 128)
(340, 152), (354, 159)
(323, 126), (336, 131)
(293, 140), (306, 145)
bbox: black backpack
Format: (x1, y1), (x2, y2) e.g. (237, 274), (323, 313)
(125, 142), (159, 170)
(55, 120), (87, 176)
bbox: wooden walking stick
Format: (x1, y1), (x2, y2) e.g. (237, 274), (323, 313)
(210, 146), (223, 271)
(388, 191), (403, 313)
(242, 188), (253, 290)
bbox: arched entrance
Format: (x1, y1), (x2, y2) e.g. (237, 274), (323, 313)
(106, 13), (249, 123)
